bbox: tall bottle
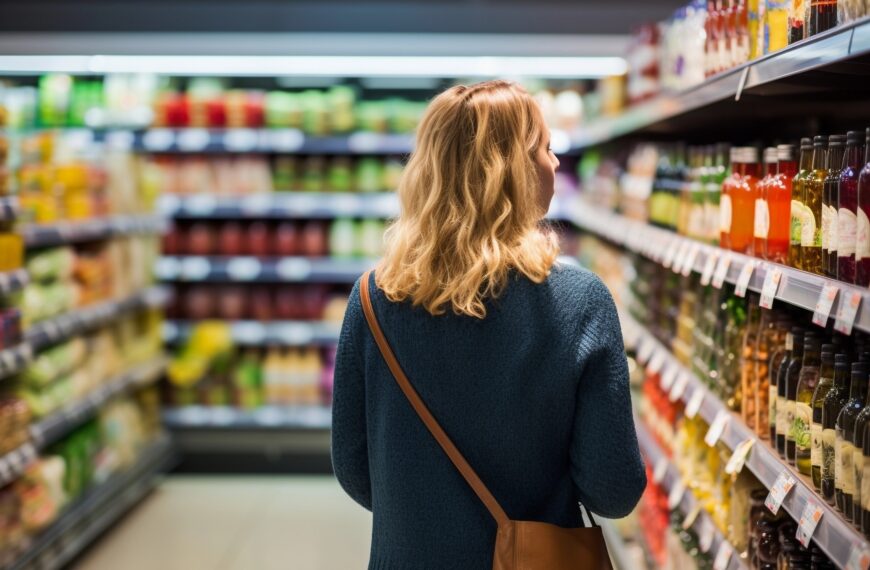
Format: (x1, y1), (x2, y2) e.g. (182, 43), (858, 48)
(708, 143), (729, 244)
(789, 0), (807, 43)
(769, 316), (792, 443)
(853, 371), (870, 526)
(836, 361), (870, 519)
(755, 147), (778, 258)
(801, 136), (828, 275)
(795, 335), (822, 475)
(765, 144), (797, 265)
(823, 354), (853, 504)
(811, 346), (836, 490)
(856, 129), (870, 286)
(732, 147), (760, 255)
(742, 299), (763, 431)
(687, 147), (708, 241)
(823, 135), (847, 279)
(776, 329), (797, 457)
(721, 146), (739, 249)
(839, 131), (867, 284)
(791, 138), (814, 270)
(786, 329), (808, 464)
(808, 0), (838, 36)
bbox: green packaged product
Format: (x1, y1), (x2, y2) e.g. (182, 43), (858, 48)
(328, 158), (353, 192)
(26, 247), (74, 282)
(22, 338), (86, 387)
(355, 158), (384, 193)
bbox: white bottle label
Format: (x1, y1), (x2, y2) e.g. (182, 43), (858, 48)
(777, 396), (789, 436)
(857, 208), (870, 261)
(838, 438), (857, 495)
(754, 198), (770, 239)
(828, 204), (839, 255)
(811, 422), (823, 468)
(801, 206), (818, 247)
(822, 203), (831, 250)
(839, 208), (858, 257)
(720, 194), (733, 234)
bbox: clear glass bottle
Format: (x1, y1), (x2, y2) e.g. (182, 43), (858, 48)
(769, 316), (792, 443)
(823, 354), (852, 504)
(838, 131), (866, 284)
(786, 329), (809, 464)
(811, 346), (836, 490)
(823, 135), (847, 279)
(796, 335), (822, 475)
(755, 147), (778, 259)
(791, 138), (814, 270)
(835, 360), (869, 518)
(801, 136), (828, 275)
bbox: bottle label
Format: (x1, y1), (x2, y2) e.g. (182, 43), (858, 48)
(688, 205), (706, 240)
(811, 422), (823, 467)
(863, 461), (870, 510)
(793, 402), (812, 452)
(720, 194), (733, 234)
(822, 203), (832, 251)
(785, 400), (797, 442)
(839, 207), (858, 257)
(855, 446), (864, 506)
(857, 208), (870, 261)
(838, 438), (857, 495)
(777, 396), (789, 435)
(769, 385), (778, 429)
(754, 198), (771, 239)
(791, 200), (804, 246)
(801, 205), (819, 247)
(823, 428), (836, 481)
(828, 204), (839, 254)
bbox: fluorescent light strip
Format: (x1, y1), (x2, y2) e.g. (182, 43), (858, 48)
(0, 55), (626, 78)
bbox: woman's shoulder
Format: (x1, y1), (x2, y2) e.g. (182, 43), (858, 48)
(545, 261), (610, 302)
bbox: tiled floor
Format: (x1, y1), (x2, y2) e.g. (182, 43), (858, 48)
(74, 476), (373, 570)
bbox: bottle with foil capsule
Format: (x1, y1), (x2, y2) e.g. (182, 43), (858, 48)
(822, 135), (846, 279)
(801, 136), (828, 275)
(791, 138), (814, 270)
(838, 131), (866, 284)
(856, 128), (870, 286)
(755, 147), (778, 259)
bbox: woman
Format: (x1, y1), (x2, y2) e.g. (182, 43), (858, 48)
(332, 80), (645, 569)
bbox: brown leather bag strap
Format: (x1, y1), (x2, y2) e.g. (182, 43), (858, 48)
(359, 270), (510, 527)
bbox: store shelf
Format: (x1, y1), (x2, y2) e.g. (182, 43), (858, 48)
(0, 442), (38, 490)
(25, 286), (169, 352)
(7, 435), (176, 570)
(0, 196), (19, 222)
(600, 519), (639, 570)
(0, 343), (33, 382)
(569, 16), (870, 150)
(568, 198), (870, 335)
(162, 405), (332, 430)
(132, 128), (415, 154)
(623, 312), (870, 568)
(635, 418), (748, 570)
(155, 256), (375, 283)
(158, 192), (399, 219)
(163, 319), (342, 346)
(0, 268), (29, 295)
(22, 214), (166, 248)
(29, 356), (167, 449)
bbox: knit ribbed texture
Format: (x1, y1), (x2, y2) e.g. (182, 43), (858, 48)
(331, 264), (646, 569)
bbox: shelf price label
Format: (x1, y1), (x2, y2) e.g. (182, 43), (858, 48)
(672, 241), (691, 274)
(724, 438), (755, 475)
(813, 284), (840, 327)
(765, 472), (797, 515)
(713, 542), (734, 570)
(681, 244), (702, 277)
(653, 457), (669, 484)
(636, 338), (655, 365)
(185, 194), (217, 216)
(648, 349), (667, 375)
(177, 128), (210, 151)
(141, 129), (174, 151)
(667, 480), (686, 510)
(276, 258), (313, 281)
(180, 257), (211, 281)
(682, 504), (703, 530)
(705, 410), (730, 447)
(700, 251), (720, 286)
(226, 257), (262, 281)
(847, 543), (870, 570)
(712, 253), (733, 289)
(660, 364), (679, 391)
(662, 239), (681, 269)
(796, 501), (823, 548)
(734, 260), (757, 298)
(835, 290), (863, 335)
(223, 129), (259, 151)
(699, 517), (716, 553)
(685, 388), (705, 419)
(759, 267), (782, 309)
(268, 129), (305, 152)
(669, 371), (691, 403)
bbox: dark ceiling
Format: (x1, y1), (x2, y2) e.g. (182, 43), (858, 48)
(0, 1), (678, 34)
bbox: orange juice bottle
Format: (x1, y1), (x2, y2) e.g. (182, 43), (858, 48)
(729, 147), (760, 255)
(754, 147), (779, 258)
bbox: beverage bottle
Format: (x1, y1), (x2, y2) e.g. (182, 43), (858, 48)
(836, 361), (870, 519)
(766, 144), (797, 265)
(720, 147), (739, 249)
(791, 138), (814, 270)
(742, 298), (763, 431)
(795, 335), (822, 475)
(823, 354), (853, 504)
(776, 329), (797, 457)
(811, 346), (836, 490)
(808, 0), (838, 36)
(789, 0), (807, 43)
(856, 129), (870, 286)
(786, 329), (809, 464)
(768, 316), (792, 443)
(755, 147), (778, 258)
(687, 147), (708, 240)
(838, 131), (866, 283)
(707, 143), (730, 244)
(853, 369), (870, 527)
(733, 147), (760, 255)
(822, 135), (846, 278)
(802, 136), (828, 275)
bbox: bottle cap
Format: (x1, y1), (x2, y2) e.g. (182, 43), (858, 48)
(777, 144), (795, 161)
(847, 130), (863, 145)
(743, 146), (758, 163)
(801, 137), (813, 149)
(813, 135), (827, 147)
(764, 147), (778, 164)
(828, 134), (846, 147)
(853, 361), (870, 377)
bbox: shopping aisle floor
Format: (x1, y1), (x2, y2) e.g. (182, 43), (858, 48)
(74, 476), (373, 570)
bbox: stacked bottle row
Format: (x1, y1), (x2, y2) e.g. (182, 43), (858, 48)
(641, 366), (838, 568)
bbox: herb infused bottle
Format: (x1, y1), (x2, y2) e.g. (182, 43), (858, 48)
(801, 136), (828, 275)
(811, 346), (836, 490)
(836, 361), (870, 519)
(795, 335), (822, 475)
(823, 354), (853, 504)
(776, 329), (798, 457)
(786, 329), (809, 464)
(791, 138), (814, 270)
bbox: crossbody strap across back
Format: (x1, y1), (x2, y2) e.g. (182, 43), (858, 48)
(359, 270), (510, 527)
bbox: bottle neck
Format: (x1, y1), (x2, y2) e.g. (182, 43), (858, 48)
(852, 377), (869, 402)
(799, 148), (813, 171)
(828, 147), (846, 173)
(744, 162), (760, 178)
(846, 144), (866, 169)
(778, 159), (798, 178)
(835, 369), (851, 389)
(811, 146), (827, 170)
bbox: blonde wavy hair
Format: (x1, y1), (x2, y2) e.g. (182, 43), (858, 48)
(376, 80), (559, 318)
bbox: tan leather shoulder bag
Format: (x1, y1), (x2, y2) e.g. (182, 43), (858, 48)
(359, 271), (613, 570)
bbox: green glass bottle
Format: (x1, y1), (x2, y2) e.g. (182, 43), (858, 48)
(852, 369), (870, 526)
(823, 355), (853, 504)
(801, 136), (828, 274)
(835, 361), (869, 518)
(776, 329), (797, 458)
(785, 329), (809, 464)
(811, 345), (836, 490)
(790, 138), (813, 270)
(795, 335), (822, 475)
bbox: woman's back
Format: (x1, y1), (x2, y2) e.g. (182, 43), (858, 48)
(332, 266), (646, 570)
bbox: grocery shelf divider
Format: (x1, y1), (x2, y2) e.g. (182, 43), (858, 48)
(158, 192), (399, 219)
(22, 214), (167, 248)
(25, 286), (170, 352)
(7, 436), (176, 570)
(0, 343), (34, 382)
(634, 417), (748, 570)
(163, 319), (341, 346)
(568, 16), (870, 150)
(155, 256), (377, 284)
(567, 198), (870, 335)
(623, 312), (870, 567)
(0, 268), (29, 296)
(162, 405), (332, 430)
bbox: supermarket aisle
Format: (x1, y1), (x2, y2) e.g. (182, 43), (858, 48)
(74, 476), (373, 570)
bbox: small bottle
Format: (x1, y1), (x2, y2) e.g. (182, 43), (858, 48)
(856, 129), (870, 286)
(801, 136), (828, 275)
(795, 335), (822, 475)
(811, 346), (836, 491)
(755, 146), (778, 258)
(823, 354), (852, 504)
(786, 329), (809, 464)
(838, 131), (866, 284)
(822, 134), (847, 279)
(791, 138), (814, 270)
(836, 361), (870, 519)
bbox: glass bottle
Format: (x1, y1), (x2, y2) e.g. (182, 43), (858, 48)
(811, 346), (836, 490)
(802, 136), (828, 275)
(838, 131), (867, 284)
(822, 134), (846, 279)
(808, 0), (838, 36)
(853, 368), (870, 526)
(756, 147), (778, 259)
(721, 146), (740, 250)
(777, 329), (797, 457)
(789, 0), (807, 42)
(786, 329), (808, 464)
(796, 335), (822, 475)
(856, 129), (870, 286)
(688, 147), (708, 241)
(791, 138), (814, 270)
(823, 354), (852, 504)
(767, 0), (791, 52)
(863, 404), (870, 537)
(708, 143), (730, 244)
(769, 316), (792, 443)
(836, 361), (869, 519)
(767, 144), (797, 265)
(743, 297), (763, 431)
(733, 147), (760, 255)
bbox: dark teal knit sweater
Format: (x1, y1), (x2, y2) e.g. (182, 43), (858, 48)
(331, 264), (646, 570)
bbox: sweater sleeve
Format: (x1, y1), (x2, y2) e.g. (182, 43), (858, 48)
(569, 275), (646, 519)
(331, 281), (373, 511)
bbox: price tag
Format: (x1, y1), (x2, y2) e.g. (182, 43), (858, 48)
(348, 132), (384, 153)
(724, 438), (755, 475)
(276, 258), (313, 281)
(705, 410), (730, 447)
(223, 128), (258, 151)
(682, 504), (703, 530)
(241, 194), (273, 215)
(226, 257), (262, 281)
(734, 261), (757, 298)
(667, 480), (686, 510)
(268, 129), (305, 152)
(686, 389), (705, 419)
(154, 256), (181, 279)
(661, 364), (679, 391)
(177, 128), (210, 151)
(663, 239), (681, 269)
(185, 194), (217, 216)
(141, 129), (175, 151)
(713, 542), (733, 570)
(759, 267), (782, 309)
(765, 472), (797, 515)
(653, 457), (669, 484)
(332, 194), (360, 216)
(670, 372), (691, 403)
(813, 284), (839, 327)
(636, 338), (655, 365)
(847, 544), (870, 570)
(835, 291), (863, 335)
(796, 501), (824, 547)
(648, 350), (667, 375)
(672, 241), (691, 274)
(712, 253), (732, 289)
(276, 324), (314, 345)
(699, 517), (716, 553)
(181, 257), (211, 281)
(681, 244), (701, 277)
